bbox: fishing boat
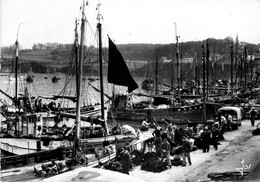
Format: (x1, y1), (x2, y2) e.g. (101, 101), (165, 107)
(108, 96), (221, 126)
(0, 39), (75, 155)
(0, 2), (135, 157)
(107, 32), (221, 127)
(1, 2), (137, 181)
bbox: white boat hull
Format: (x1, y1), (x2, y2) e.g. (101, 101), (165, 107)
(43, 167), (145, 182)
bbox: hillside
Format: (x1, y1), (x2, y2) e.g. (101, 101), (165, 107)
(1, 38), (259, 80)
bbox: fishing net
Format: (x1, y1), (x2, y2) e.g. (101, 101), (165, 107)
(103, 161), (122, 172)
(141, 152), (167, 172)
(131, 150), (144, 166)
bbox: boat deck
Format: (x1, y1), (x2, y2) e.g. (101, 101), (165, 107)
(0, 129), (154, 182)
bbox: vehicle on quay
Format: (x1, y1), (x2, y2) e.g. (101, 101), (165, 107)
(217, 106), (243, 130)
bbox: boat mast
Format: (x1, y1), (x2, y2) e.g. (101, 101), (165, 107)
(194, 54), (198, 94)
(155, 47), (159, 94)
(240, 45), (243, 87)
(250, 55), (253, 81)
(230, 41), (234, 86)
(97, 2), (105, 126)
(175, 22), (180, 98)
(211, 54), (214, 85)
(147, 57), (151, 84)
(75, 0), (85, 145)
(197, 56), (200, 92)
(202, 44), (206, 128)
(180, 39), (183, 90)
(180, 53), (183, 90)
(244, 46), (248, 86)
(15, 40), (19, 107)
(14, 23), (22, 107)
(171, 47), (174, 92)
(235, 35), (239, 88)
(206, 38), (210, 100)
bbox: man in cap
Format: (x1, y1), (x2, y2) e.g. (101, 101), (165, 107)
(211, 123), (220, 150)
(201, 126), (211, 153)
(152, 126), (162, 157)
(249, 107), (257, 127)
(141, 118), (150, 131)
(161, 138), (172, 169)
(120, 147), (131, 175)
(181, 136), (192, 166)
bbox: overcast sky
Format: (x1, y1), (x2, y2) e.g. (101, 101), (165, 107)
(1, 0), (260, 49)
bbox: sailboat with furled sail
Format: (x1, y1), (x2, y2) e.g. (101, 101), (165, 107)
(38, 2), (142, 179)
(1, 2), (136, 178)
(38, 0), (137, 179)
(107, 36), (221, 127)
(43, 0), (136, 166)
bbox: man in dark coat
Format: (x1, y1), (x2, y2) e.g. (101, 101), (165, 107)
(120, 147), (131, 175)
(181, 137), (192, 166)
(161, 138), (172, 169)
(211, 124), (220, 150)
(249, 108), (257, 127)
(152, 126), (162, 157)
(174, 128), (184, 146)
(201, 127), (211, 153)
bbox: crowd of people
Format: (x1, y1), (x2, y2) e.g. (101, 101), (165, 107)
(37, 115), (238, 176)
(111, 104), (258, 174)
(136, 118), (228, 169)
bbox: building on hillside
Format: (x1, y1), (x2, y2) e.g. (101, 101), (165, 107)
(160, 56), (172, 63)
(181, 57), (193, 63)
(160, 56), (194, 64)
(254, 53), (260, 61)
(252, 53), (260, 71)
(32, 43), (61, 50)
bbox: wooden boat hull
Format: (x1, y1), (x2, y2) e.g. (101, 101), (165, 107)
(0, 107), (107, 156)
(1, 134), (135, 169)
(107, 102), (221, 126)
(0, 133), (134, 156)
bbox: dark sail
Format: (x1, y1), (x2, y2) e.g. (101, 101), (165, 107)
(108, 37), (138, 93)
